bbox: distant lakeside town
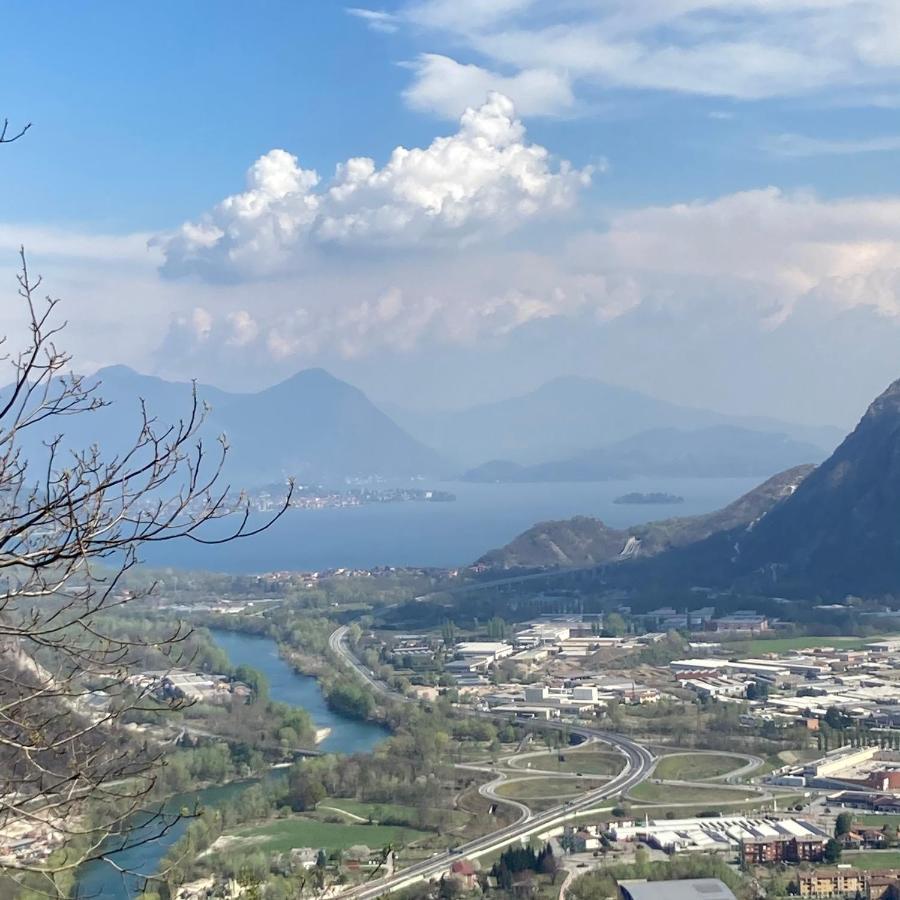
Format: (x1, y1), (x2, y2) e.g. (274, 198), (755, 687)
(243, 484), (456, 512)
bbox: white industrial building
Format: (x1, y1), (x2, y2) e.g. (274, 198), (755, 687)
(514, 623), (571, 647)
(455, 642), (513, 661)
(607, 815), (827, 854)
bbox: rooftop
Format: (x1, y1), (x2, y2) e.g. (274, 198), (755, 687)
(618, 878), (737, 900)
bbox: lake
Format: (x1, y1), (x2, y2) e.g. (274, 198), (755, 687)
(142, 477), (763, 572)
(76, 631), (387, 898)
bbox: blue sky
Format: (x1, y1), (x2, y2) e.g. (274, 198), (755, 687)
(5, 0), (900, 222)
(3, 0), (900, 425)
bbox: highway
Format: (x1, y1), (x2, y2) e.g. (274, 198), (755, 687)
(327, 626), (656, 899)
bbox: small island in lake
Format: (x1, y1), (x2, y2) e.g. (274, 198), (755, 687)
(614, 491), (685, 505)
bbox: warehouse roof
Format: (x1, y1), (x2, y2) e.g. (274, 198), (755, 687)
(618, 878), (737, 900)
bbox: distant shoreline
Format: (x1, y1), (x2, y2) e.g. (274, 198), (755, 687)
(613, 491), (685, 505)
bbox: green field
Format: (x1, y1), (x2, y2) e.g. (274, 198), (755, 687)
(322, 798), (470, 829)
(724, 634), (897, 655)
(848, 813), (900, 826)
(496, 776), (607, 800)
(654, 754), (749, 781)
(842, 850), (900, 870)
(630, 783), (760, 804)
(512, 750), (624, 777)
(233, 817), (429, 854)
(321, 799), (419, 822)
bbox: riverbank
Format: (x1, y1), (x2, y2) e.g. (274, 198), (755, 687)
(210, 629), (389, 753)
(76, 630), (388, 899)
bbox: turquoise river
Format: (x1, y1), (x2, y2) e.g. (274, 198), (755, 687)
(76, 629), (387, 898)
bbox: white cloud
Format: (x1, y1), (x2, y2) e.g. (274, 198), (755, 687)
(345, 8), (399, 33)
(158, 94), (591, 280)
(402, 54), (574, 119)
(763, 132), (900, 157)
(585, 187), (900, 319)
(9, 181), (900, 402)
(160, 178), (900, 368)
(357, 0), (900, 111)
(118, 184), (900, 379)
(403, 0), (534, 32)
(0, 224), (157, 266)
(226, 310), (259, 346)
(190, 307), (214, 341)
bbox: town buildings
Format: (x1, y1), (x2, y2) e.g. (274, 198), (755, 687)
(606, 815), (828, 858)
(797, 867), (900, 899)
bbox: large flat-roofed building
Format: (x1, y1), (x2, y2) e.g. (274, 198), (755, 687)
(710, 613), (769, 634)
(618, 878), (736, 900)
(828, 791), (900, 813)
(445, 657), (491, 677)
(454, 642), (513, 661)
(509, 646), (551, 669)
(800, 746), (900, 793)
(609, 815), (827, 859)
(514, 623), (571, 647)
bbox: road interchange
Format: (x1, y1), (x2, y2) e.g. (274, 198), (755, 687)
(327, 626), (656, 899)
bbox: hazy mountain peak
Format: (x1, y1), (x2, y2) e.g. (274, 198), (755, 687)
(593, 374), (900, 597)
(93, 364), (143, 380)
(863, 376), (900, 419)
(390, 375), (842, 467)
(12, 366), (446, 486)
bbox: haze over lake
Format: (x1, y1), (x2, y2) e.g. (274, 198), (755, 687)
(144, 477), (762, 572)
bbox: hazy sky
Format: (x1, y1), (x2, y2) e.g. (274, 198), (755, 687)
(3, 0), (900, 426)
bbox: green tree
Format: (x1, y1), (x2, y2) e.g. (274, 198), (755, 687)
(835, 812), (854, 836)
(234, 664), (270, 702)
(824, 838), (843, 863)
(441, 619), (458, 647)
(633, 846), (650, 877)
(286, 766), (326, 811)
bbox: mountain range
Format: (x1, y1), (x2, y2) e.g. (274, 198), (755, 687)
(15, 366), (841, 489)
(462, 425), (827, 482)
(15, 366), (445, 487)
(389, 375), (844, 467)
(478, 376), (900, 598)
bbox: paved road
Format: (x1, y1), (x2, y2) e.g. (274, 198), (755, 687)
(414, 564), (603, 602)
(328, 627), (656, 899)
(458, 764), (531, 824)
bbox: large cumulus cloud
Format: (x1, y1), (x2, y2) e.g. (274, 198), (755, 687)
(157, 93), (592, 280)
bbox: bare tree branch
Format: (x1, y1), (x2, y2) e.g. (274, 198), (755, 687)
(0, 119), (32, 145)
(0, 253), (293, 896)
